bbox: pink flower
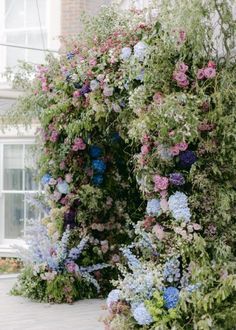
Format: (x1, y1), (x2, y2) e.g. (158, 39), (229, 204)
(60, 161), (66, 170)
(176, 142), (188, 151)
(177, 62), (188, 73)
(170, 145), (180, 156)
(173, 71), (189, 88)
(204, 67), (216, 79)
(160, 198), (169, 212)
(73, 90), (81, 98)
(207, 61), (216, 69)
(50, 130), (59, 142)
(153, 92), (164, 105)
(101, 240), (109, 253)
(65, 173), (73, 183)
(153, 175), (169, 191)
(66, 261), (79, 273)
(141, 134), (151, 144)
(73, 137), (86, 150)
(178, 30), (186, 43)
(89, 58), (97, 67)
(197, 68), (205, 80)
(153, 224), (165, 240)
(141, 144), (150, 155)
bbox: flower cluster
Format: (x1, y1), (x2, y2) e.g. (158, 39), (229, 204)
(168, 192), (191, 222)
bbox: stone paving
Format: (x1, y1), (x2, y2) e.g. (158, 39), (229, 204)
(0, 277), (106, 330)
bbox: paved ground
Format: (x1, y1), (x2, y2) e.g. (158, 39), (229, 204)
(0, 277), (106, 330)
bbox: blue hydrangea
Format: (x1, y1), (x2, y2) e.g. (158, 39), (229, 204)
(121, 247), (142, 270)
(120, 47), (132, 61)
(163, 257), (181, 283)
(146, 199), (161, 216)
(41, 173), (51, 185)
(90, 146), (102, 158)
(132, 303), (153, 325)
(168, 191), (191, 222)
(107, 289), (121, 309)
(134, 41), (148, 62)
(92, 159), (107, 173)
(92, 174), (104, 186)
(57, 180), (69, 194)
(163, 287), (180, 309)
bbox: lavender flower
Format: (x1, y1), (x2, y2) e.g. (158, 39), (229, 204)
(80, 84), (91, 95)
(169, 173), (185, 186)
(90, 80), (100, 91)
(41, 173), (51, 185)
(120, 47), (132, 61)
(134, 41), (148, 62)
(68, 237), (89, 259)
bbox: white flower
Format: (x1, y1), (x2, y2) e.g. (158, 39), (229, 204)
(90, 80), (100, 91)
(103, 86), (114, 97)
(146, 199), (161, 216)
(134, 41), (148, 62)
(120, 47), (132, 61)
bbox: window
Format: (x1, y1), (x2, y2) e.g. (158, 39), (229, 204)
(0, 141), (40, 244)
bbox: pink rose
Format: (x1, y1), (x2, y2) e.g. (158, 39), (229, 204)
(176, 142), (188, 151)
(153, 175), (169, 191)
(197, 68), (205, 80)
(204, 67), (216, 79)
(177, 62), (188, 73)
(141, 144), (150, 155)
(207, 61), (216, 69)
(153, 92), (164, 105)
(73, 90), (81, 98)
(170, 145), (180, 156)
(173, 71), (189, 87)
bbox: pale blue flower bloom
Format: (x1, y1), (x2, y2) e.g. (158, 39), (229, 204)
(107, 289), (121, 308)
(90, 79), (100, 91)
(146, 199), (161, 216)
(57, 180), (69, 194)
(132, 302), (153, 325)
(168, 191), (191, 222)
(120, 47), (132, 61)
(134, 41), (148, 61)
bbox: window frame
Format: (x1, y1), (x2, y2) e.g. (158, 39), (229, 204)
(0, 137), (39, 247)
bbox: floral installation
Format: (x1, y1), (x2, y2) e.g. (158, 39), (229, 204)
(4, 0), (236, 327)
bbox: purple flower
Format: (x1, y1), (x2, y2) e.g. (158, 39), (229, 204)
(66, 52), (74, 60)
(80, 84), (91, 95)
(169, 173), (185, 186)
(204, 67), (216, 79)
(50, 130), (59, 142)
(179, 150), (197, 168)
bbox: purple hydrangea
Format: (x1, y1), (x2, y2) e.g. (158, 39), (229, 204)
(169, 173), (185, 186)
(80, 84), (91, 95)
(163, 287), (180, 309)
(179, 150), (197, 168)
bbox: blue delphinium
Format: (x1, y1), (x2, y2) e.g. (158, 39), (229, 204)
(41, 173), (51, 185)
(92, 159), (106, 173)
(169, 173), (185, 186)
(146, 199), (161, 216)
(90, 146), (102, 158)
(92, 174), (104, 186)
(121, 247), (142, 270)
(179, 150), (197, 168)
(163, 287), (180, 309)
(107, 289), (121, 309)
(168, 191), (191, 222)
(163, 257), (181, 283)
(57, 180), (69, 194)
(132, 302), (153, 325)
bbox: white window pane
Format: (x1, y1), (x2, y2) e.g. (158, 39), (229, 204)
(26, 197), (40, 220)
(26, 0), (46, 28)
(6, 32), (26, 67)
(5, 0), (25, 29)
(4, 145), (23, 190)
(4, 193), (24, 239)
(27, 31), (47, 63)
(25, 145), (38, 191)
